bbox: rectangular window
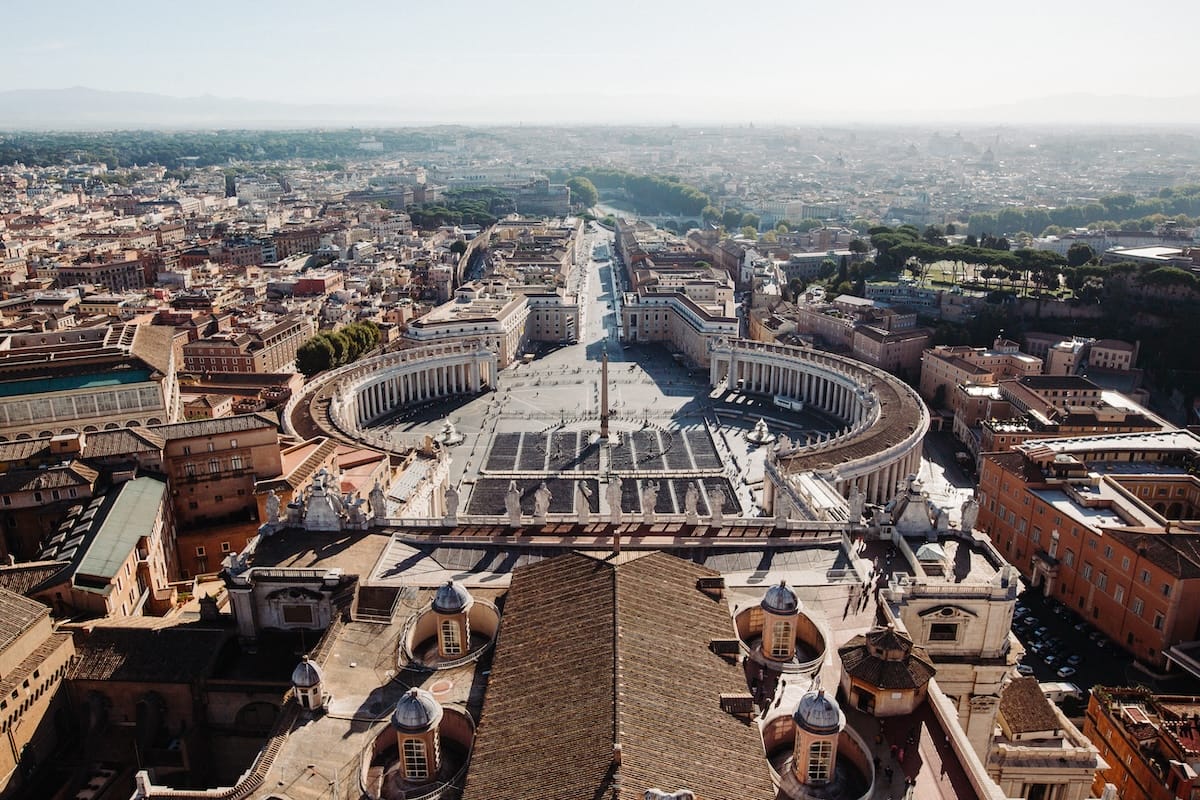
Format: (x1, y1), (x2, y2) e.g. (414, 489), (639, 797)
(1098, 573), (1109, 591)
(1154, 613), (1165, 631)
(929, 623), (959, 642)
(1114, 585), (1123, 603)
(209, 458), (220, 474)
(230, 455), (243, 471)
(229, 438), (238, 449)
(195, 546), (206, 556)
(1131, 597), (1144, 616)
(220, 542), (231, 553)
(282, 604), (315, 625)
(1141, 569), (1151, 585)
(1163, 583), (1172, 598)
(1104, 545), (1113, 559)
(1081, 563), (1092, 580)
(403, 739), (428, 779)
(1064, 550), (1075, 567)
(1122, 556), (1131, 571)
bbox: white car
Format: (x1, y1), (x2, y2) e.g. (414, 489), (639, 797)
(1056, 666), (1077, 679)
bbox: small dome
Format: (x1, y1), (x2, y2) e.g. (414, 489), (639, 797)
(793, 689), (845, 736)
(761, 580), (799, 615)
(391, 688), (443, 733)
(432, 580), (473, 614)
(291, 656), (323, 689)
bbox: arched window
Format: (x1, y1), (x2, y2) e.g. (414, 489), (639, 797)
(808, 740), (833, 783)
(770, 621), (792, 659)
(402, 738), (428, 779)
(440, 620), (462, 656)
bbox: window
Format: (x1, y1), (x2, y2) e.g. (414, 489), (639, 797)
(1064, 550), (1075, 567)
(770, 621), (792, 659)
(1104, 545), (1113, 559)
(1131, 598), (1144, 617)
(1154, 613), (1165, 631)
(220, 542), (231, 553)
(209, 459), (220, 474)
(182, 445), (191, 455)
(807, 740), (833, 783)
(282, 604), (315, 625)
(1163, 583), (1172, 598)
(1098, 574), (1109, 591)
(403, 739), (428, 779)
(929, 623), (959, 642)
(214, 495), (223, 502)
(1140, 569), (1151, 585)
(185, 463), (196, 477)
(196, 546), (206, 557)
(440, 620), (462, 656)
(1121, 557), (1131, 571)
(1081, 563), (1092, 580)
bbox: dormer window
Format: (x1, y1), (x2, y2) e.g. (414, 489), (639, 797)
(402, 739), (428, 779)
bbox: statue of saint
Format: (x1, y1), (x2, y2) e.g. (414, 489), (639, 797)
(708, 486), (726, 526)
(445, 485), (460, 521)
(505, 480), (522, 525)
(607, 474), (624, 524)
(265, 489), (281, 525)
(533, 481), (552, 519)
(369, 480), (387, 520)
(961, 496), (980, 532)
(577, 482), (592, 524)
(848, 484), (866, 522)
(642, 481), (660, 524)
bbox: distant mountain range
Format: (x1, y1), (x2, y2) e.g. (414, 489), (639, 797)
(1, 86), (1200, 128)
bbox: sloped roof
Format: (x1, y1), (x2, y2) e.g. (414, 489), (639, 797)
(462, 551), (774, 800)
(68, 624), (229, 682)
(1000, 677), (1061, 734)
(0, 586), (49, 654)
(0, 560), (69, 596)
(838, 629), (936, 691)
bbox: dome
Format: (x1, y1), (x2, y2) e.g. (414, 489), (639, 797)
(432, 580), (473, 614)
(761, 580), (799, 615)
(291, 657), (323, 689)
(391, 687), (443, 733)
(792, 689), (845, 736)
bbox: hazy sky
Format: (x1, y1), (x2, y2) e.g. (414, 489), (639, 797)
(4, 0), (1197, 122)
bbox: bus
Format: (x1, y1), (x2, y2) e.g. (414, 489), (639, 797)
(774, 395), (805, 412)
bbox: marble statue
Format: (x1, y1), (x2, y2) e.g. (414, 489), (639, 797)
(505, 480), (522, 526)
(607, 474), (624, 525)
(369, 480), (387, 521)
(533, 481), (552, 521)
(684, 481), (700, 525)
(577, 482), (592, 524)
(265, 489), (281, 525)
(347, 494), (368, 529)
(708, 486), (725, 526)
(848, 484), (866, 522)
(961, 496), (980, 532)
(774, 492), (790, 526)
(445, 485), (460, 523)
(642, 481), (660, 524)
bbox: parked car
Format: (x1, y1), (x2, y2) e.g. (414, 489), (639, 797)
(1044, 654), (1059, 667)
(1034, 626), (1050, 638)
(1057, 666), (1078, 679)
(1067, 654), (1083, 666)
(1016, 664), (1035, 676)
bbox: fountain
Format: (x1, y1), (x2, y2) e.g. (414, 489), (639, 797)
(745, 418), (777, 446)
(435, 420), (465, 447)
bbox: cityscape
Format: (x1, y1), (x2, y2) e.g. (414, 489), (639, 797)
(2, 6), (1200, 800)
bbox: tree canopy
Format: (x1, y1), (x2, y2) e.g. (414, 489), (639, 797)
(296, 321), (382, 377)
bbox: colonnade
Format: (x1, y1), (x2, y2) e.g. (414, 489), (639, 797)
(711, 339), (929, 508)
(351, 360), (487, 427)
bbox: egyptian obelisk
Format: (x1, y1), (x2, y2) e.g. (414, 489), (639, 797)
(600, 344), (610, 439)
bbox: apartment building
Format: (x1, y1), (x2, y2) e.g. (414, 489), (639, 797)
(154, 413), (283, 528)
(1084, 688), (1200, 800)
(920, 338), (1043, 406)
(181, 313), (314, 374)
(977, 431), (1200, 668)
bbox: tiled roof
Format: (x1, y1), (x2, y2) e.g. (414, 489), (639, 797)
(838, 630), (936, 690)
(68, 624), (229, 682)
(151, 411), (279, 441)
(1104, 529), (1200, 579)
(0, 587), (49, 653)
(1000, 677), (1061, 734)
(0, 462), (99, 494)
(0, 560), (69, 596)
(82, 427), (166, 457)
(462, 551), (775, 800)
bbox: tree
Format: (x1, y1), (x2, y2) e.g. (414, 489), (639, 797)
(964, 234), (978, 248)
(449, 239), (467, 256)
(922, 225), (948, 246)
(776, 222), (789, 233)
(818, 258), (837, 280)
(945, 222), (957, 235)
(701, 205), (721, 224)
(296, 337), (335, 377)
(740, 225), (758, 239)
(565, 176), (599, 208)
(741, 212), (761, 231)
(722, 209), (744, 230)
(848, 238), (869, 255)
(1066, 242), (1094, 268)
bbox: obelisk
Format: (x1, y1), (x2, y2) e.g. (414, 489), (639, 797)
(600, 345), (610, 440)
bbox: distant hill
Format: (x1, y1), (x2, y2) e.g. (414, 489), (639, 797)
(2, 87), (1200, 128)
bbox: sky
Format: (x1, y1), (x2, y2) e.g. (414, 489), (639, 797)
(3, 0), (1198, 124)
